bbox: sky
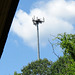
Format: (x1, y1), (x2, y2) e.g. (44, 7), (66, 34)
(0, 0), (75, 75)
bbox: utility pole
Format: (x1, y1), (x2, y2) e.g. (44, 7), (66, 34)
(32, 16), (45, 60)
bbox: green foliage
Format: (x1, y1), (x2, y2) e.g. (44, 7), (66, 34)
(50, 33), (75, 75)
(20, 55), (75, 75)
(14, 33), (75, 75)
(21, 58), (52, 75)
(50, 55), (74, 75)
(14, 71), (18, 75)
(17, 73), (22, 75)
(55, 33), (75, 60)
(14, 71), (21, 75)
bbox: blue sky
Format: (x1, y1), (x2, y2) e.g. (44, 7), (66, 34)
(0, 0), (75, 75)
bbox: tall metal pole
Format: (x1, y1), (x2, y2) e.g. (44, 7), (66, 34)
(32, 16), (45, 61)
(37, 23), (40, 60)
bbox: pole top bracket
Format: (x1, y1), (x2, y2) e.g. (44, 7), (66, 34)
(32, 16), (45, 25)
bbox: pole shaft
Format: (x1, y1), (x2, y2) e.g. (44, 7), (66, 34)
(37, 24), (40, 60)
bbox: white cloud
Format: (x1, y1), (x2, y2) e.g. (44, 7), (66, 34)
(11, 0), (75, 47)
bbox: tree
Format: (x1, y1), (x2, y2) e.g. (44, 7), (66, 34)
(21, 58), (52, 75)
(55, 33), (75, 60)
(49, 33), (75, 75)
(14, 71), (21, 75)
(14, 71), (18, 75)
(14, 33), (75, 75)
(50, 55), (74, 75)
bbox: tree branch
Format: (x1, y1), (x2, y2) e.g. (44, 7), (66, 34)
(48, 39), (59, 58)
